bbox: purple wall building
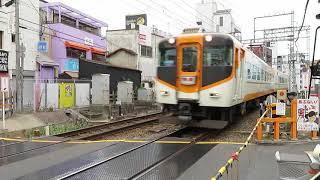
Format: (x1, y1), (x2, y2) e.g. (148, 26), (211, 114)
(39, 2), (107, 79)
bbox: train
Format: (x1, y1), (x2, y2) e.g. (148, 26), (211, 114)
(155, 33), (288, 129)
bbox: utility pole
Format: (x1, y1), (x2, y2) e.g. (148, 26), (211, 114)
(15, 0), (23, 112)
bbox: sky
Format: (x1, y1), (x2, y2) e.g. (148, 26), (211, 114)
(47, 0), (320, 59)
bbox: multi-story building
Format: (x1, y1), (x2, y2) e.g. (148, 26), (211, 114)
(39, 2), (107, 79)
(195, 0), (241, 39)
(107, 26), (168, 83)
(0, 0), (40, 79)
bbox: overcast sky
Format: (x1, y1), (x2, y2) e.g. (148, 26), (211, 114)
(47, 0), (320, 59)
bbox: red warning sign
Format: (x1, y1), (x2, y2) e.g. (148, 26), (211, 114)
(277, 90), (287, 101)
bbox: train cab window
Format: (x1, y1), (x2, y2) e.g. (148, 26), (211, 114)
(203, 46), (233, 66)
(160, 48), (176, 66)
(182, 47), (197, 72)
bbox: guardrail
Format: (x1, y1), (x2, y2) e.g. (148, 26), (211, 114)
(210, 109), (270, 180)
(256, 99), (318, 142)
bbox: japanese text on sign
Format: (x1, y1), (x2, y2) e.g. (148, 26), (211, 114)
(297, 98), (320, 131)
(0, 50), (8, 72)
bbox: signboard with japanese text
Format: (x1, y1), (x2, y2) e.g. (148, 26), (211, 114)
(125, 14), (147, 30)
(84, 37), (94, 46)
(37, 41), (48, 53)
(138, 25), (152, 46)
(297, 98), (320, 131)
(0, 50), (8, 72)
(276, 103), (286, 116)
(64, 58), (79, 72)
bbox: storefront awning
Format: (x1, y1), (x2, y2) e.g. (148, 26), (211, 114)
(36, 54), (59, 67)
(91, 47), (106, 55)
(65, 41), (90, 51)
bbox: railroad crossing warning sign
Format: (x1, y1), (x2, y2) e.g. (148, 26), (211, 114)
(297, 98), (320, 131)
(277, 90), (287, 101)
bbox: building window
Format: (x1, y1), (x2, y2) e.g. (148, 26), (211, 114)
(0, 31), (3, 49)
(79, 22), (99, 36)
(66, 47), (86, 59)
(61, 15), (76, 28)
(140, 45), (152, 58)
(219, 16), (223, 26)
(92, 53), (105, 61)
(11, 34), (15, 43)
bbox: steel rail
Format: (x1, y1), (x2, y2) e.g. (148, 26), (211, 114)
(54, 126), (188, 180)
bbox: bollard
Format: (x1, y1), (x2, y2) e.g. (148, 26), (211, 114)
(291, 99), (298, 140)
(257, 119), (263, 141)
(312, 131), (318, 140)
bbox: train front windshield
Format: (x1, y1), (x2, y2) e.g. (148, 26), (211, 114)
(203, 46), (233, 66)
(203, 37), (233, 66)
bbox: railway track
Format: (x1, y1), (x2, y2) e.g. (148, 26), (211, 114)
(56, 111), (169, 140)
(54, 128), (211, 180)
(0, 112), (171, 162)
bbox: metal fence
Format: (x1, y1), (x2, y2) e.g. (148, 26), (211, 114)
(9, 79), (92, 112)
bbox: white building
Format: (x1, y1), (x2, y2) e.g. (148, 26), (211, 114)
(106, 26), (168, 83)
(195, 0), (217, 32)
(195, 0), (241, 39)
(0, 0), (39, 79)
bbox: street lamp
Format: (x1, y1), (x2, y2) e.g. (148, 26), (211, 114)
(308, 14), (320, 98)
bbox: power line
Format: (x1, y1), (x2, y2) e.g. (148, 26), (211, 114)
(296, 0), (310, 43)
(125, 0), (189, 30)
(147, 0), (195, 27)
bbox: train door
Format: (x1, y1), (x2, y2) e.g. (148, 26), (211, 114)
(234, 48), (241, 102)
(235, 48), (245, 102)
(176, 43), (202, 101)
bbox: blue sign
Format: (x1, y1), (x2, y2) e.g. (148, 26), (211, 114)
(37, 41), (48, 53)
(64, 58), (79, 72)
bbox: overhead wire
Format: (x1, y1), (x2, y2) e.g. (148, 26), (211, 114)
(296, 0), (310, 43)
(124, 0), (189, 30)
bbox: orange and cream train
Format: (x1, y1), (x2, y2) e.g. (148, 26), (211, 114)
(155, 33), (288, 128)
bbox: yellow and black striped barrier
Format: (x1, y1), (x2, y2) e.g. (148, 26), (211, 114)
(210, 109), (269, 180)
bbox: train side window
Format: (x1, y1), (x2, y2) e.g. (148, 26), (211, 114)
(252, 65), (257, 80)
(257, 68), (261, 80)
(247, 65), (251, 80)
(160, 48), (176, 67)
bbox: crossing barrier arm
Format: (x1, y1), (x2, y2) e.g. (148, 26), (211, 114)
(210, 109), (270, 180)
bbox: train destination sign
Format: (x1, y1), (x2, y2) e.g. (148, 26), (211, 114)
(0, 50), (9, 72)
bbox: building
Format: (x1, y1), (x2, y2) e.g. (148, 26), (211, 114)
(213, 9), (241, 39)
(106, 26), (168, 83)
(195, 0), (241, 39)
(0, 0), (40, 80)
(195, 0), (217, 32)
(248, 44), (272, 66)
(39, 2), (107, 79)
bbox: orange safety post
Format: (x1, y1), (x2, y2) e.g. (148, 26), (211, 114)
(290, 99), (298, 140)
(311, 131), (318, 140)
(257, 119), (263, 141)
(274, 121), (280, 141)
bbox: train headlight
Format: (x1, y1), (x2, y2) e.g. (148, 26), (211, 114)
(209, 92), (221, 98)
(160, 90), (169, 96)
(168, 38), (175, 44)
(205, 35), (213, 42)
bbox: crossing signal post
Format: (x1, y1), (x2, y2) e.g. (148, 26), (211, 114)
(308, 14), (320, 99)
